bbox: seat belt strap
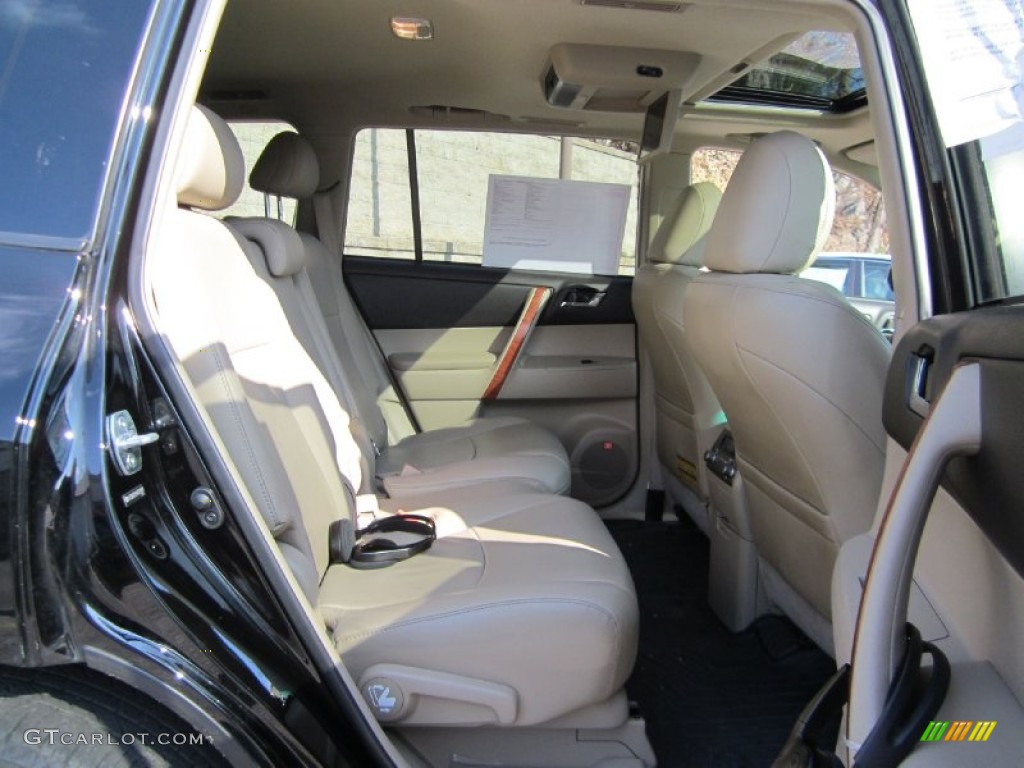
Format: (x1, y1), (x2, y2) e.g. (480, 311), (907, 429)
(313, 190), (340, 256)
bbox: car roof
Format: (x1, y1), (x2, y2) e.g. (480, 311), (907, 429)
(202, 0), (877, 178)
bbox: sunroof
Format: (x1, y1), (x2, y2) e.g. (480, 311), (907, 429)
(706, 31), (866, 112)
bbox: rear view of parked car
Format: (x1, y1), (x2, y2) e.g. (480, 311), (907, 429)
(804, 253), (896, 337)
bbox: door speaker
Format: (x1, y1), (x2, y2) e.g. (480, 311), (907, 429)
(571, 429), (635, 504)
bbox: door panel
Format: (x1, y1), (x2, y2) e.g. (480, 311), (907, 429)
(501, 325), (636, 401)
(345, 256), (636, 328)
(374, 327), (510, 428)
(837, 307), (1024, 765)
(847, 296), (896, 336)
(344, 256), (639, 506)
(882, 308), (1024, 579)
(793, 3), (1024, 764)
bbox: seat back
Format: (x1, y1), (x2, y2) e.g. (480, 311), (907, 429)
(249, 132), (415, 447)
(226, 215), (381, 492)
(632, 182), (722, 513)
(683, 132), (890, 627)
(148, 106), (365, 601)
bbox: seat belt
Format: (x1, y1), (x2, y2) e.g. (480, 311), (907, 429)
(311, 186), (421, 438)
(312, 189), (341, 257)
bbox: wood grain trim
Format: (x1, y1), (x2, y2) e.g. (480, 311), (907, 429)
(482, 286), (550, 401)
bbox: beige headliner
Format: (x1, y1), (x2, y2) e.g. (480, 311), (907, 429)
(204, 0), (875, 177)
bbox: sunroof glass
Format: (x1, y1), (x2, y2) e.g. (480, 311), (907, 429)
(707, 31), (866, 111)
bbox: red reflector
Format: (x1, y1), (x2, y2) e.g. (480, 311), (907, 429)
(603, 441), (614, 450)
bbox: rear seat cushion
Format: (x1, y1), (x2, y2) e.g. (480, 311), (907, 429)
(320, 493), (638, 726)
(378, 417), (572, 498)
(376, 478), (568, 537)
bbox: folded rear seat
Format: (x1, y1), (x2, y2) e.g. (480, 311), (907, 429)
(146, 105), (638, 727)
(238, 130), (570, 499)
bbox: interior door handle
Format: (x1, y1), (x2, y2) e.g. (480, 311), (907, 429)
(908, 353), (931, 418)
(560, 289), (606, 308)
(847, 363), (981, 760)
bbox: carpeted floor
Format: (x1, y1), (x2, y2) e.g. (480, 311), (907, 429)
(606, 517), (838, 768)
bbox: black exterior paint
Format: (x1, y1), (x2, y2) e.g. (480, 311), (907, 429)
(0, 249), (80, 444)
(0, 0), (153, 241)
(0, 1), (390, 765)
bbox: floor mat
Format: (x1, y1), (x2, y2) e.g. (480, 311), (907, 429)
(607, 518), (838, 768)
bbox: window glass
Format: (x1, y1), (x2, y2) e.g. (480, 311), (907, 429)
(904, 0), (1024, 303)
(705, 31), (865, 112)
(344, 129), (640, 275)
(863, 260), (896, 300)
(218, 122), (299, 222)
(690, 146), (890, 255)
(416, 131), (559, 265)
(572, 138), (641, 276)
(974, 143), (1024, 302)
(0, 1), (154, 241)
(344, 128), (415, 259)
(802, 262), (851, 294)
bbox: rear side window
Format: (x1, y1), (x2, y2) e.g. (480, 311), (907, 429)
(344, 129), (640, 276)
(345, 129), (417, 261)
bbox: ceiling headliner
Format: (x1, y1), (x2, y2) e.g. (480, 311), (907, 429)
(202, 0), (873, 172)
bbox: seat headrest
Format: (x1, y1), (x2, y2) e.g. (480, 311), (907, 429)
(703, 131), (835, 275)
(176, 105), (245, 210)
(230, 218), (306, 278)
(649, 182), (722, 266)
(250, 132), (320, 199)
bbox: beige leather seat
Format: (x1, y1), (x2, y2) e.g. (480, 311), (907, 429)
(683, 131), (889, 648)
(225, 214), (562, 525)
(146, 105), (638, 727)
(632, 182), (722, 531)
(245, 131), (572, 499)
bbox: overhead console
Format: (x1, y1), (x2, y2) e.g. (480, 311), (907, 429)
(542, 43), (699, 112)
